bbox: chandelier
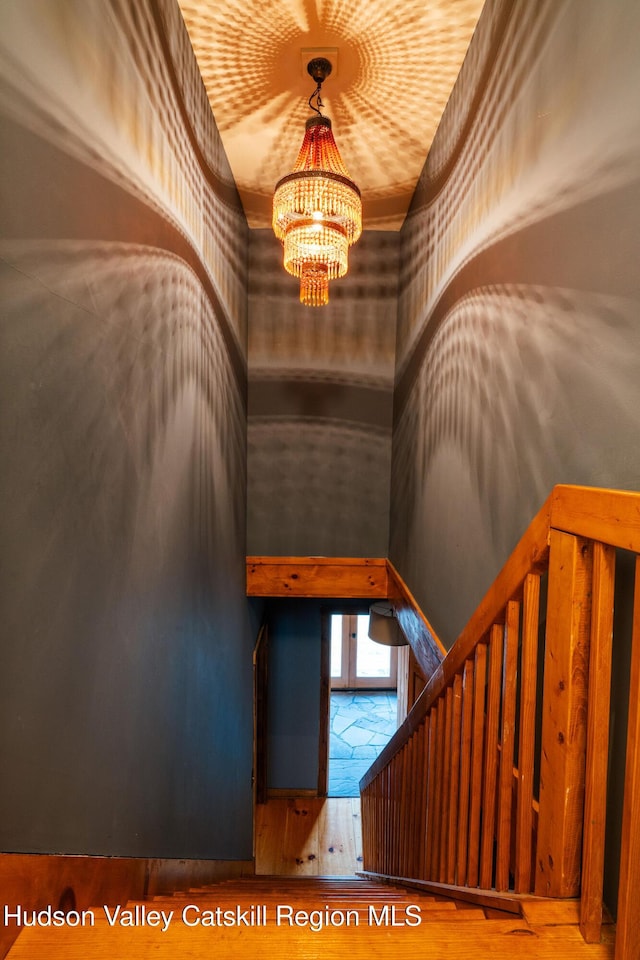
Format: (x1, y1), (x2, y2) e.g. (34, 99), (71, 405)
(272, 58), (362, 307)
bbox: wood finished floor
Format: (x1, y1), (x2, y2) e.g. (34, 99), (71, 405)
(255, 797), (363, 875)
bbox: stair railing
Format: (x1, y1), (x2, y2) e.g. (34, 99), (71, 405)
(360, 485), (640, 955)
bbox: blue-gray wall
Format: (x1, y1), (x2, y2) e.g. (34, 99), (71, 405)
(390, 0), (640, 912)
(391, 0), (640, 647)
(0, 0), (252, 859)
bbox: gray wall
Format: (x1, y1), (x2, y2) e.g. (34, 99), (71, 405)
(391, 0), (640, 647)
(266, 601), (324, 792)
(390, 0), (640, 913)
(265, 599), (369, 792)
(0, 0), (253, 859)
(247, 229), (398, 557)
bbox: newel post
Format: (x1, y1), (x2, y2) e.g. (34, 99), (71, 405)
(535, 528), (593, 897)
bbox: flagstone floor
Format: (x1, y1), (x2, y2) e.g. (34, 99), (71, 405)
(328, 690), (398, 797)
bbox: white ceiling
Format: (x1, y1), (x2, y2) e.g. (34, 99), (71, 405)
(177, 0), (485, 230)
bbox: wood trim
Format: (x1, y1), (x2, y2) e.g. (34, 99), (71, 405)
(266, 788), (318, 798)
(253, 623), (269, 807)
(246, 557), (388, 598)
(318, 612), (330, 797)
(551, 484), (640, 553)
(357, 870), (524, 915)
(386, 561), (446, 678)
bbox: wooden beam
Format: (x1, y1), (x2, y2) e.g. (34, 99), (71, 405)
(536, 530), (593, 898)
(246, 557), (388, 598)
(386, 562), (446, 678)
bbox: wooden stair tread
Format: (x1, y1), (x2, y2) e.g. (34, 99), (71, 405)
(6, 877), (614, 959)
(6, 915), (615, 959)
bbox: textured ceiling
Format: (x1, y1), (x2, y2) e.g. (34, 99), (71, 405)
(177, 0), (485, 230)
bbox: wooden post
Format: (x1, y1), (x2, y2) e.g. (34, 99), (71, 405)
(580, 542), (615, 942)
(447, 672), (463, 884)
(536, 529), (593, 898)
(480, 624), (504, 889)
(615, 557), (640, 960)
(495, 600), (519, 891)
(457, 658), (475, 886)
(467, 642), (487, 887)
(514, 573), (541, 893)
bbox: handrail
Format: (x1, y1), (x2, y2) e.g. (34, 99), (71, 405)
(361, 489), (553, 788)
(360, 484), (640, 957)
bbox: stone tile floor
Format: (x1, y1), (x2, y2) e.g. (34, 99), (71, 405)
(328, 690), (398, 797)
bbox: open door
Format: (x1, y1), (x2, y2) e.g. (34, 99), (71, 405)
(319, 610), (398, 796)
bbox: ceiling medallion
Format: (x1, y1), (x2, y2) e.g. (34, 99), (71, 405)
(272, 58), (362, 307)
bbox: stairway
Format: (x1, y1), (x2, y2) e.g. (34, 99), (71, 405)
(6, 875), (615, 959)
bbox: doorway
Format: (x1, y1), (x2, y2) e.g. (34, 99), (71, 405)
(330, 613), (397, 688)
(324, 612), (398, 797)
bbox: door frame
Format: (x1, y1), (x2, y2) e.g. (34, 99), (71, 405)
(318, 607), (397, 797)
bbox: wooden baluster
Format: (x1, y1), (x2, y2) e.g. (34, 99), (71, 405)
(514, 573), (541, 893)
(421, 719), (431, 880)
(447, 672), (463, 884)
(468, 642), (488, 887)
(614, 556), (640, 960)
(402, 736), (412, 878)
(536, 530), (593, 898)
(580, 541), (615, 942)
(439, 687), (453, 882)
(457, 658), (475, 886)
(392, 752), (402, 876)
(431, 699), (445, 880)
(480, 623), (504, 889)
(495, 600), (520, 891)
(361, 785), (368, 868)
(383, 765), (390, 875)
(389, 760), (396, 875)
(409, 731), (419, 878)
(425, 707), (438, 880)
(399, 739), (410, 876)
(409, 732), (418, 877)
(412, 723), (426, 879)
(387, 763), (393, 875)
(399, 746), (408, 877)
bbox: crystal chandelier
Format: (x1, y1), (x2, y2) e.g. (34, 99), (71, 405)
(272, 58), (362, 307)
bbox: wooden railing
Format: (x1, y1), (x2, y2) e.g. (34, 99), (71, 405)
(360, 485), (640, 956)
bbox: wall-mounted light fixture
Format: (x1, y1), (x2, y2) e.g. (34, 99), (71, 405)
(368, 602), (409, 647)
(272, 58), (362, 307)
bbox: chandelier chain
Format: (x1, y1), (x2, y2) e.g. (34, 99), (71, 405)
(308, 81), (324, 117)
